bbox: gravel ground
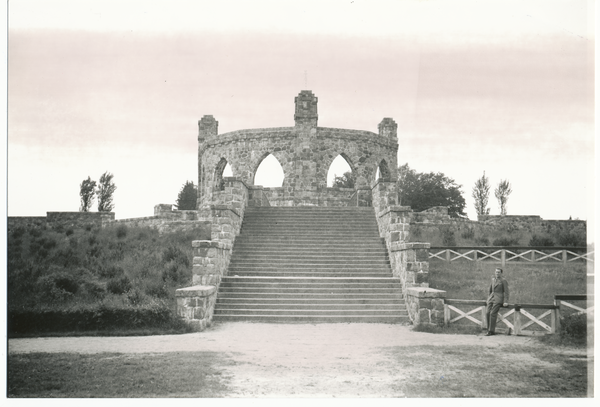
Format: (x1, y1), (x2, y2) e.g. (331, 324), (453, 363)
(7, 322), (567, 397)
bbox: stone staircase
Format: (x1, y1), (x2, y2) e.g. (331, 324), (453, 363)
(213, 206), (408, 323)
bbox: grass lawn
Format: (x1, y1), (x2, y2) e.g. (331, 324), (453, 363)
(428, 261), (588, 303)
(386, 344), (589, 397)
(7, 343), (589, 397)
(7, 351), (234, 398)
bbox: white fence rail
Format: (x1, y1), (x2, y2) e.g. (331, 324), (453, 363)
(444, 295), (593, 336)
(430, 247), (593, 266)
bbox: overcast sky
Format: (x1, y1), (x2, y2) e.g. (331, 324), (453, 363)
(5, 1), (595, 232)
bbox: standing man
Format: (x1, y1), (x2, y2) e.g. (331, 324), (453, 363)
(485, 267), (509, 336)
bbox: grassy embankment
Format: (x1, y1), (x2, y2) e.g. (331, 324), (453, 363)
(7, 223), (209, 337)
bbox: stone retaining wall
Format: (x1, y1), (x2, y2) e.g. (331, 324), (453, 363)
(372, 180), (442, 325)
(8, 212), (115, 232)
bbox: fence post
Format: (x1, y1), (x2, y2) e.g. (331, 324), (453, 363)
(481, 306), (487, 330)
(554, 299), (562, 333)
(446, 249), (451, 263)
(514, 309), (521, 335)
(444, 304), (450, 327)
(473, 250), (478, 261)
(550, 309), (558, 334)
(562, 250), (567, 265)
(501, 250), (506, 266)
(531, 250), (536, 262)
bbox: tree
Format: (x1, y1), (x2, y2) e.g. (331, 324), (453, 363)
(472, 171), (491, 216)
(397, 163), (466, 218)
(494, 179), (512, 216)
(79, 176), (97, 212)
(176, 181), (198, 210)
(332, 171), (355, 188)
(97, 172), (116, 212)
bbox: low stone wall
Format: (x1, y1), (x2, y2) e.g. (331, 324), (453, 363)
(8, 212), (115, 232)
(7, 216), (47, 232)
(257, 185), (368, 207)
(405, 287), (446, 326)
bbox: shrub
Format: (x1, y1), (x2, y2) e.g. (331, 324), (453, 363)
(116, 224), (128, 239)
(475, 236), (490, 246)
(146, 282), (171, 299)
(492, 236), (520, 246)
(107, 276), (132, 295)
(558, 232), (586, 247)
(36, 272), (79, 303)
(561, 312), (587, 340)
(65, 228), (74, 236)
(162, 245), (190, 266)
(461, 228), (475, 240)
(440, 227), (456, 246)
(529, 235), (555, 247)
(83, 281), (106, 299)
(100, 265), (124, 279)
(126, 288), (146, 305)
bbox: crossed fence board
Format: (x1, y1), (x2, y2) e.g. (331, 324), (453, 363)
(443, 299), (559, 336)
(553, 294), (594, 331)
(430, 247), (593, 266)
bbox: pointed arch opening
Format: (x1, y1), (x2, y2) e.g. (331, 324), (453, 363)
(254, 153), (284, 187)
(214, 158), (232, 190)
(376, 159), (391, 182)
(327, 154), (354, 188)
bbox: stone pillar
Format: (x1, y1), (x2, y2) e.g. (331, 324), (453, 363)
(175, 285), (217, 332)
(191, 240), (232, 286)
(378, 117), (398, 139)
(294, 90), (318, 129)
(198, 115), (219, 209)
(406, 287), (446, 326)
(390, 242), (430, 288)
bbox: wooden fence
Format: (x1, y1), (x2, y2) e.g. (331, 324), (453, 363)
(430, 246), (593, 266)
(444, 295), (592, 335)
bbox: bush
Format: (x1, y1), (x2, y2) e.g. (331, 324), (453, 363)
(107, 276), (132, 295)
(116, 224), (128, 239)
(529, 235), (554, 247)
(561, 313), (587, 340)
(36, 271), (79, 303)
(8, 301), (190, 335)
(461, 228), (475, 240)
(162, 245), (190, 266)
(100, 265), (124, 279)
(492, 236), (520, 246)
(440, 227), (456, 246)
(558, 232), (586, 247)
(475, 236), (490, 246)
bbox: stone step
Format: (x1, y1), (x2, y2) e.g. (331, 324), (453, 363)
(230, 259), (390, 266)
(221, 276), (399, 282)
(231, 247), (389, 254)
(218, 287), (402, 295)
(216, 291), (402, 299)
(228, 271), (393, 278)
(233, 239), (387, 246)
(213, 206), (404, 324)
(219, 281), (400, 289)
(234, 255), (389, 264)
(214, 302), (404, 310)
(214, 308), (407, 316)
(212, 315), (410, 323)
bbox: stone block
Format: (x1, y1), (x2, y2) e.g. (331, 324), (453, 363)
(419, 298), (432, 309)
(418, 309), (430, 324)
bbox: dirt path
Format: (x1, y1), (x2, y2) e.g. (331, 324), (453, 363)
(7, 322), (578, 397)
